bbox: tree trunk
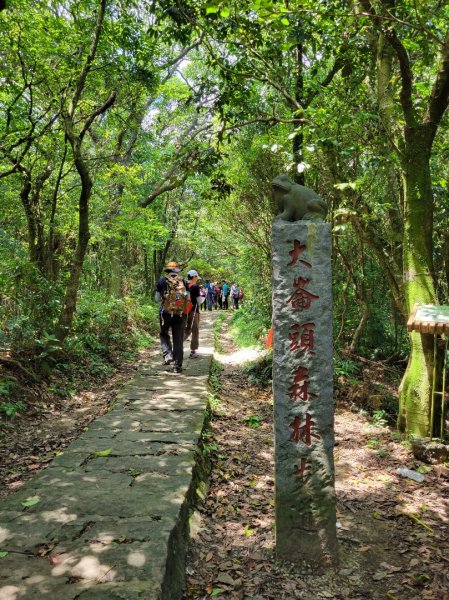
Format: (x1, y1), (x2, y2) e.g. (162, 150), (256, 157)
(292, 25), (304, 185)
(55, 141), (92, 341)
(20, 174), (35, 261)
(398, 125), (438, 436)
(108, 238), (123, 297)
(348, 303), (370, 355)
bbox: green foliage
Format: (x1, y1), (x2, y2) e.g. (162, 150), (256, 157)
(60, 292), (155, 378)
(213, 312), (226, 352)
(209, 359), (222, 393)
(21, 497), (40, 508)
(365, 438), (381, 449)
(243, 352), (273, 388)
(229, 306), (270, 349)
(0, 231), (63, 356)
(371, 409), (389, 428)
(0, 401), (24, 418)
(0, 378), (14, 396)
(208, 393), (225, 416)
(244, 414), (262, 429)
(334, 357), (359, 379)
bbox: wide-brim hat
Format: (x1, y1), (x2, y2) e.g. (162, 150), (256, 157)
(187, 269), (200, 279)
(164, 261), (181, 273)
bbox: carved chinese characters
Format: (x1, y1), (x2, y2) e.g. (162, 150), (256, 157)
(287, 244), (320, 470)
(272, 220), (337, 567)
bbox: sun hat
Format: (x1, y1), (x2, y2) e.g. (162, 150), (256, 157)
(164, 261), (181, 273)
(187, 269), (200, 279)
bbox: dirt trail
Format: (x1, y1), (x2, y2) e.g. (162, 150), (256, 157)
(182, 318), (449, 600)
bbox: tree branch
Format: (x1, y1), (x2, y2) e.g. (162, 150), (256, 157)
(69, 0), (107, 116)
(304, 53), (346, 107)
(384, 27), (415, 125)
(424, 28), (449, 131)
(79, 90), (117, 140)
(160, 36), (204, 70)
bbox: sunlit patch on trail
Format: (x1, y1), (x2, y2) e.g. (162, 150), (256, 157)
(214, 347), (265, 365)
(198, 345), (214, 357)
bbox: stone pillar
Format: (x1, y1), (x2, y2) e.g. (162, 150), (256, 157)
(272, 220), (337, 567)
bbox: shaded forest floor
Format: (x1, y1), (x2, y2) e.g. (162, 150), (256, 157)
(0, 350), (149, 499)
(182, 320), (449, 600)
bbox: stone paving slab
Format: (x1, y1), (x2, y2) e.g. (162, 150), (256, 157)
(0, 314), (215, 600)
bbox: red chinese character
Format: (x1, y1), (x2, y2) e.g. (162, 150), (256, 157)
(289, 414), (320, 446)
(289, 366), (316, 402)
(287, 239), (311, 268)
(294, 458), (310, 480)
(289, 322), (315, 354)
(286, 278), (319, 311)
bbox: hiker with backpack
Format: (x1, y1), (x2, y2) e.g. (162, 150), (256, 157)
(155, 261), (188, 373)
(222, 280), (230, 310)
(184, 269), (203, 359)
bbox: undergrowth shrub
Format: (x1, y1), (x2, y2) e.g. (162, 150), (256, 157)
(244, 352), (273, 388)
(64, 292), (157, 368)
(0, 232), (63, 355)
(229, 304), (270, 348)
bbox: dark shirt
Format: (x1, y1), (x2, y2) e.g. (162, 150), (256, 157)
(188, 283), (200, 308)
(156, 276), (168, 295)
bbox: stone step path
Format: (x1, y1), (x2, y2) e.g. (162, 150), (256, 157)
(0, 313), (216, 600)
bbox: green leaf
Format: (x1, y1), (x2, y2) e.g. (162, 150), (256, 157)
(94, 448), (112, 457)
(244, 415), (261, 428)
(416, 465), (432, 474)
(334, 182), (357, 191)
(0, 551), (8, 558)
(220, 7), (230, 17)
(211, 589), (222, 597)
(21, 497), (40, 508)
(205, 5), (220, 14)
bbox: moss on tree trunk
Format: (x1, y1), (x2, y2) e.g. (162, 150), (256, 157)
(398, 126), (437, 436)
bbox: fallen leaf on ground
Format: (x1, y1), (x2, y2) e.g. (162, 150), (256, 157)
(216, 572), (235, 585)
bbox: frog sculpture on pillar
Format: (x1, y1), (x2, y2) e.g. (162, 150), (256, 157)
(272, 174), (327, 222)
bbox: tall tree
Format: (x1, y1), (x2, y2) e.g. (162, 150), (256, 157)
(354, 1), (449, 436)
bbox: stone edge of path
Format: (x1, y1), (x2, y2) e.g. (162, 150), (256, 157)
(161, 396), (212, 600)
(0, 314), (216, 600)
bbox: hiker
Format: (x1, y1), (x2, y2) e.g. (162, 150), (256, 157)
(215, 282), (222, 309)
(230, 282), (237, 309)
(199, 284), (207, 311)
(155, 261), (187, 373)
(184, 269), (202, 358)
(205, 279), (214, 311)
(232, 283), (241, 310)
(222, 280), (230, 310)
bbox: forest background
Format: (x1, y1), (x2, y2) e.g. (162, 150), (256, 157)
(1, 0), (449, 441)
